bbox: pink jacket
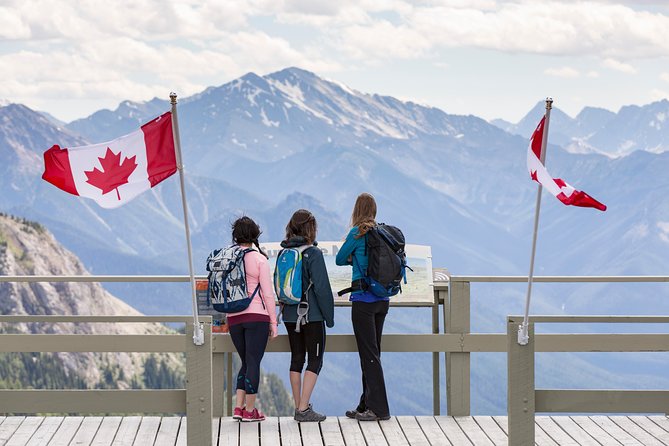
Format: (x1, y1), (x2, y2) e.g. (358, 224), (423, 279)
(226, 250), (277, 326)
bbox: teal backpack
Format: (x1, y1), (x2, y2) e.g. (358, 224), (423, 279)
(273, 245), (312, 305)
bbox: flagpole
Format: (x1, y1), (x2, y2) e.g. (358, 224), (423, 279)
(170, 92), (204, 346)
(518, 97), (553, 346)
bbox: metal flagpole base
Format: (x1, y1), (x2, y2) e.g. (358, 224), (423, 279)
(517, 323), (529, 346)
(193, 322), (205, 346)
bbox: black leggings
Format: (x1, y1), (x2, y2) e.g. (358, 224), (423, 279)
(229, 321), (269, 395)
(285, 321), (326, 375)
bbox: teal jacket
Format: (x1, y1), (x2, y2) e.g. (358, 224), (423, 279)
(335, 227), (368, 290)
(280, 238), (335, 328)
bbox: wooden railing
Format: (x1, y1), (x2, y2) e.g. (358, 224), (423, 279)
(0, 315), (213, 445)
(1, 274), (668, 446)
(507, 315), (669, 446)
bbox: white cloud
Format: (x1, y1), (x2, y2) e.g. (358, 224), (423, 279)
(544, 67), (580, 78)
(602, 58), (637, 74)
(650, 89), (669, 101)
(586, 71), (600, 78)
(324, 1), (669, 62)
(661, 72), (669, 83)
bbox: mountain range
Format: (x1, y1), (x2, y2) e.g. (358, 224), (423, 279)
(1, 67), (668, 415)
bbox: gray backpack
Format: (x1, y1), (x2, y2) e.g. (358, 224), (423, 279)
(206, 245), (261, 313)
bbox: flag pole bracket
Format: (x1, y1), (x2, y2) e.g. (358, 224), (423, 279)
(193, 321), (205, 346)
(517, 322), (529, 346)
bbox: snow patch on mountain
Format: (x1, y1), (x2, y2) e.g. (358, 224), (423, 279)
(657, 221), (669, 243)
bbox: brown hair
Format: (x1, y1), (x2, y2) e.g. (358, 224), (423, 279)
(285, 209), (318, 245)
(350, 193), (377, 238)
(231, 216), (267, 258)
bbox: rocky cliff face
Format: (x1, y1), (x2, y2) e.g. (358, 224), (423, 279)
(0, 213), (183, 388)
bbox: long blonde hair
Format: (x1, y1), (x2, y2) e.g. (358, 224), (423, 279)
(350, 193), (377, 238)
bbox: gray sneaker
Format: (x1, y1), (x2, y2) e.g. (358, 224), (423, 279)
(294, 404), (326, 422)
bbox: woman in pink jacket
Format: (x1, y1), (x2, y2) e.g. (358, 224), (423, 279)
(227, 216), (278, 422)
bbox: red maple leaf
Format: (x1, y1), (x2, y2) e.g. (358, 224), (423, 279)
(85, 147), (138, 201)
(553, 178), (567, 188)
(530, 170), (538, 182)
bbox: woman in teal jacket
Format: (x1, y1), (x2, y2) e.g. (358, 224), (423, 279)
(335, 193), (390, 421)
(280, 209), (334, 422)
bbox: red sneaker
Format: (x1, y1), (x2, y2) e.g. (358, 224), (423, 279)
(241, 408), (266, 422)
(233, 406), (244, 420)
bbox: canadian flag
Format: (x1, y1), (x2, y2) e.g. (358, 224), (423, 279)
(527, 116), (606, 211)
(42, 112), (177, 209)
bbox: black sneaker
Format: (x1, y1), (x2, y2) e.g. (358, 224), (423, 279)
(345, 409), (359, 419)
(355, 409), (390, 421)
(294, 404), (326, 422)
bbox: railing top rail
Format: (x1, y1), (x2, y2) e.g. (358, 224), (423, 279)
(0, 315), (203, 323)
(509, 315), (669, 323)
(452, 275), (669, 283)
(3, 274), (668, 284)
(0, 275), (202, 283)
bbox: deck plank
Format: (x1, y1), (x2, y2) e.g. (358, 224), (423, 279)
(493, 416), (550, 446)
(379, 417), (408, 446)
(395, 416), (429, 446)
(218, 417), (239, 446)
(110, 416), (141, 446)
(278, 417), (302, 446)
(415, 416), (452, 446)
(455, 416), (494, 445)
(132, 417), (161, 446)
(24, 417), (63, 446)
(358, 420), (389, 446)
(212, 417), (221, 446)
(570, 417), (623, 446)
(649, 417), (669, 435)
(552, 416), (601, 446)
(628, 416), (669, 444)
(153, 418), (181, 446)
(90, 417), (122, 446)
(175, 418), (187, 446)
(46, 417), (83, 446)
(610, 416), (665, 446)
(434, 417), (472, 445)
(70, 416), (104, 446)
(260, 417), (280, 446)
(300, 420), (324, 446)
(473, 416), (507, 446)
(5, 417), (44, 446)
(239, 420), (260, 446)
(590, 416), (643, 446)
(338, 417), (367, 446)
(0, 417), (26, 446)
(320, 418), (345, 446)
(535, 416), (579, 446)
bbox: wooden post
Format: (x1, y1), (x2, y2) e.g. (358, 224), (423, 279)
(226, 351), (233, 417)
(446, 280), (470, 416)
(507, 316), (535, 446)
(186, 321), (213, 446)
(212, 351), (225, 417)
(432, 289), (442, 415)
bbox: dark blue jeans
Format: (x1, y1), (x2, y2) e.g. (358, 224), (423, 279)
(229, 321), (269, 394)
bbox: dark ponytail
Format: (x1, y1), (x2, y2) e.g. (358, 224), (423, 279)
(231, 216), (268, 258)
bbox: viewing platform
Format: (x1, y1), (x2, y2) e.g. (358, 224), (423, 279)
(0, 276), (668, 445)
(2, 414), (669, 445)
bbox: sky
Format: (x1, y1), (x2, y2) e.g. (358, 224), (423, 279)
(2, 0), (669, 123)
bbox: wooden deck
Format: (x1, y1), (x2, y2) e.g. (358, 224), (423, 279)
(0, 415), (668, 445)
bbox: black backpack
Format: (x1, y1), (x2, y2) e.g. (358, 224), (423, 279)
(339, 224), (411, 298)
